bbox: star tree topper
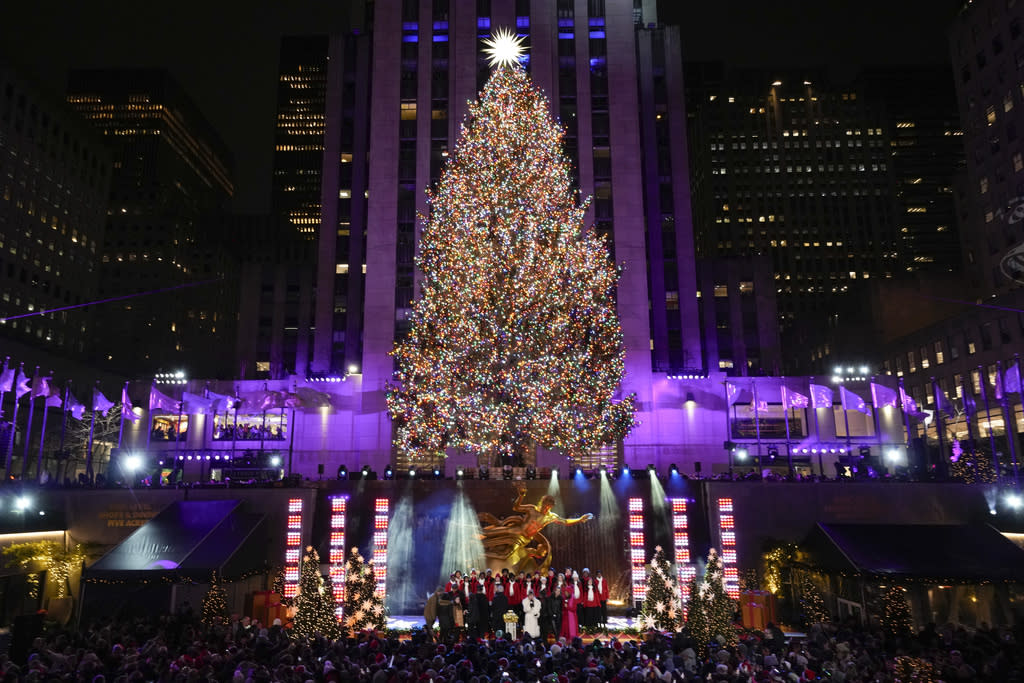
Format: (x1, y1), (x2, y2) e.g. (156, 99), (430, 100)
(482, 28), (527, 68)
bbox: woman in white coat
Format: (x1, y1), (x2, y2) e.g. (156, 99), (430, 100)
(522, 589), (542, 638)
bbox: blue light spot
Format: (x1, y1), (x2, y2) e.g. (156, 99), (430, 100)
(516, 16), (530, 28)
(402, 22), (418, 31)
(432, 21), (448, 30)
(588, 17), (605, 27)
(477, 17), (491, 28)
(432, 34), (449, 42)
(589, 30), (605, 39)
(557, 18), (573, 28)
(402, 35), (418, 43)
(558, 32), (574, 39)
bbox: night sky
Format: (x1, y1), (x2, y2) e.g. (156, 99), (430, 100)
(1, 0), (960, 214)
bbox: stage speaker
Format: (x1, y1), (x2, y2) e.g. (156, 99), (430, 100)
(317, 463), (325, 475)
(694, 461), (702, 473)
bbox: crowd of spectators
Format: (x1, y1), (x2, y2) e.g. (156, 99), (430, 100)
(2, 607), (1022, 682)
(213, 424), (286, 442)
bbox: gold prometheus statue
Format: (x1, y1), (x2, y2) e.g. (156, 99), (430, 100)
(479, 483), (594, 574)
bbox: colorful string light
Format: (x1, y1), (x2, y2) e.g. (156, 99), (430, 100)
(328, 496), (347, 618)
(717, 498), (740, 600)
(372, 498), (389, 598)
(386, 58), (636, 462)
(670, 498), (696, 614)
(284, 497), (303, 599)
(629, 497), (647, 605)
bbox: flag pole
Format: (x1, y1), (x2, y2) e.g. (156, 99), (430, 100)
(961, 376), (979, 481)
(58, 381), (70, 465)
(752, 380), (762, 471)
(980, 364), (1000, 483)
(37, 372), (54, 484)
(842, 400), (852, 461)
(232, 385), (239, 460)
(260, 382), (268, 455)
(931, 377), (947, 481)
(146, 380), (154, 453)
(810, 385), (824, 477)
(870, 379), (883, 462)
(781, 385), (793, 477)
(1001, 358), (1021, 487)
(898, 377), (913, 450)
(723, 382), (733, 477)
(1014, 353), (1022, 488)
(5, 363), (25, 479)
(85, 382), (98, 482)
(22, 366), (39, 479)
(0, 356), (9, 421)
(117, 381), (129, 450)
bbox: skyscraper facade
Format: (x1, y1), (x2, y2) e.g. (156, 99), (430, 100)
(306, 0), (705, 464)
(0, 61), (111, 358)
(273, 36), (330, 239)
(950, 0), (1024, 295)
(66, 69), (236, 378)
(686, 64), (964, 374)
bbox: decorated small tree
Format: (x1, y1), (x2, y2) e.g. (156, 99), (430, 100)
(201, 571), (230, 628)
(880, 585), (913, 638)
(342, 547), (386, 634)
(638, 545), (681, 631)
(798, 575), (830, 625)
(271, 565), (293, 607)
(684, 548), (737, 649)
(292, 547), (341, 640)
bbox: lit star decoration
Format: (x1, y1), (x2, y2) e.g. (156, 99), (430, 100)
(482, 28), (527, 68)
(386, 29), (636, 462)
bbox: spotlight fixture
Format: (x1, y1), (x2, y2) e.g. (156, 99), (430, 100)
(433, 468), (442, 480)
(456, 468), (465, 480)
(384, 466), (394, 480)
(479, 466), (490, 480)
(575, 467), (583, 477)
(735, 448), (749, 461)
(669, 463), (679, 476)
(361, 465), (371, 478)
(525, 465), (537, 480)
(1006, 493), (1023, 510)
(647, 464), (656, 475)
(684, 392), (696, 407)
(859, 446), (872, 458)
(502, 465), (514, 480)
(767, 447), (779, 461)
(621, 465), (630, 477)
(409, 468), (417, 479)
(551, 467), (559, 480)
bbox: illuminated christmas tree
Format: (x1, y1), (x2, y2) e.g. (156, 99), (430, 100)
(292, 547), (341, 640)
(639, 545), (681, 631)
(387, 29), (636, 463)
(798, 575), (830, 625)
(201, 571), (229, 628)
(342, 547), (386, 634)
(880, 585), (913, 638)
(684, 548), (737, 648)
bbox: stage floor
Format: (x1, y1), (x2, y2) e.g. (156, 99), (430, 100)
(386, 615), (637, 631)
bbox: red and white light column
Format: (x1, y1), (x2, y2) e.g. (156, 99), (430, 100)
(670, 498), (696, 612)
(328, 496), (347, 618)
(717, 497), (740, 600)
(372, 498), (389, 598)
(284, 497), (304, 599)
(628, 497), (646, 605)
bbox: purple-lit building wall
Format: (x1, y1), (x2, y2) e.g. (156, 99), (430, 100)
(298, 0), (714, 468)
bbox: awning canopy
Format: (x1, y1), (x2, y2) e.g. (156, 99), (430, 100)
(86, 499), (265, 582)
(802, 523), (1024, 583)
